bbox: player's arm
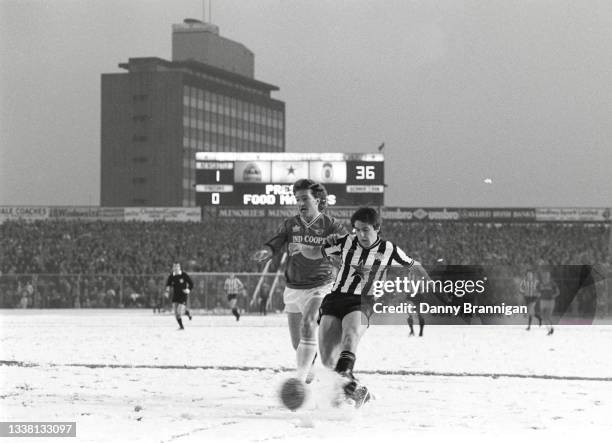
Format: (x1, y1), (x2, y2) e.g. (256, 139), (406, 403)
(184, 273), (194, 294)
(320, 220), (349, 251)
(552, 282), (560, 299)
(331, 219), (348, 237)
(164, 275), (171, 298)
(253, 244), (274, 262)
(391, 245), (431, 283)
(253, 221), (289, 262)
(287, 230), (346, 259)
(410, 261), (430, 282)
(297, 244), (325, 260)
(319, 234), (349, 261)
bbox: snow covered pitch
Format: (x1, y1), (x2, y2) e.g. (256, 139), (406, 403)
(1, 310), (611, 442)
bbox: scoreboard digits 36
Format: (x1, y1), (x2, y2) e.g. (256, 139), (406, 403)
(195, 152), (384, 207)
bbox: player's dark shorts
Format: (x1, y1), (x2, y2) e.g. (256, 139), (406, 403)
(524, 296), (538, 305)
(172, 294), (187, 304)
(227, 293), (238, 301)
(318, 293), (374, 322)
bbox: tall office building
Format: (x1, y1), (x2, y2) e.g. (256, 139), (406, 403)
(101, 19), (285, 207)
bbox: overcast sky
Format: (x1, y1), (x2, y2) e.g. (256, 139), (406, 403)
(1, 0), (611, 207)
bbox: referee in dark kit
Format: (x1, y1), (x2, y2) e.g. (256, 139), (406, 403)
(165, 262), (194, 330)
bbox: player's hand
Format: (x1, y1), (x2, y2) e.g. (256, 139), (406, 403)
(288, 243), (303, 256)
(183, 288), (190, 295)
(252, 249), (272, 262)
(163, 291), (169, 299)
(325, 233), (342, 245)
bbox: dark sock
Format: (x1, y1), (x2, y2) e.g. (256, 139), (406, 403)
(419, 317), (425, 336)
(408, 316), (414, 334)
(177, 317), (184, 329)
(232, 308), (239, 319)
(335, 351), (356, 376)
(527, 316), (532, 328)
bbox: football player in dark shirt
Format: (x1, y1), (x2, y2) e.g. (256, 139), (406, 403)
(164, 263), (194, 330)
(253, 179), (347, 383)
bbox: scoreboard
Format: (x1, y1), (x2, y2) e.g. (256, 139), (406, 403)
(195, 152), (384, 207)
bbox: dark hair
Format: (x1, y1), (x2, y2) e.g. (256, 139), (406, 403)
(350, 207), (381, 230)
(293, 179), (328, 211)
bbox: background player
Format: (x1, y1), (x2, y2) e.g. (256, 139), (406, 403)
(164, 262), (193, 330)
(404, 267), (425, 336)
(407, 301), (425, 337)
(298, 207), (431, 407)
(537, 270), (559, 335)
(520, 269), (541, 330)
(258, 281), (270, 316)
(224, 273), (245, 321)
(253, 179), (347, 383)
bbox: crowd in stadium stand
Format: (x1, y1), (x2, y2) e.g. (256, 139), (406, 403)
(1, 218), (610, 310)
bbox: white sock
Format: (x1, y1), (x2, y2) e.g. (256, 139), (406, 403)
(296, 338), (317, 382)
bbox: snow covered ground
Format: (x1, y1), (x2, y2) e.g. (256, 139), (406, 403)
(1, 310), (611, 442)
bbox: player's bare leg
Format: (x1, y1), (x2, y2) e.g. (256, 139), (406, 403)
(542, 302), (554, 335)
(185, 298), (192, 320)
(526, 302), (535, 330)
(318, 315), (343, 369)
(335, 311), (368, 375)
(229, 298), (240, 321)
(173, 303), (185, 329)
(295, 297), (323, 382)
(335, 311), (371, 407)
(287, 312), (302, 351)
(546, 314), (554, 335)
(418, 313), (425, 336)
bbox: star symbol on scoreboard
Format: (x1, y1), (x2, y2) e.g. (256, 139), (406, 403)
(350, 261), (368, 282)
(287, 165), (296, 176)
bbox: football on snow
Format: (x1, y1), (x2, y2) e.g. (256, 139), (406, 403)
(279, 377), (306, 410)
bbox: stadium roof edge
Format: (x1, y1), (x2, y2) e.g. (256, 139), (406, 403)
(117, 57), (279, 92)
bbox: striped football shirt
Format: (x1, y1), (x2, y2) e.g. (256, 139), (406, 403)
(322, 234), (415, 296)
(224, 277), (244, 294)
(520, 278), (539, 297)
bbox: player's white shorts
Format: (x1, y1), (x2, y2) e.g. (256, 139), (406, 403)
(283, 283), (332, 314)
